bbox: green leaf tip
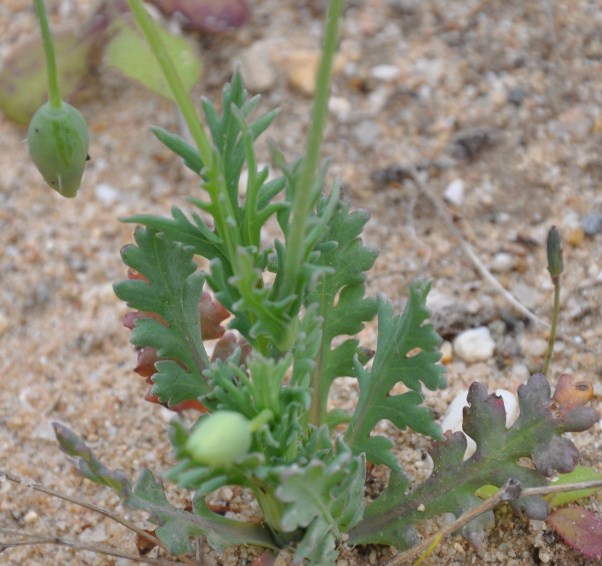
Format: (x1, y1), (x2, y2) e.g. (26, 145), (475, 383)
(345, 280), (446, 471)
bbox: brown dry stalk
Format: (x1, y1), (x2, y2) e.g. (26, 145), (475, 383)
(1, 471), (196, 566)
(386, 478), (602, 565)
(0, 527), (186, 565)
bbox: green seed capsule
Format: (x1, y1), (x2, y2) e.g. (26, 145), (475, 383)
(186, 411), (252, 467)
(27, 100), (89, 198)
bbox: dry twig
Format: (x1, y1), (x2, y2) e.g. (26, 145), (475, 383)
(0, 527), (186, 565)
(1, 471), (197, 565)
(404, 167), (598, 354)
(386, 478), (602, 565)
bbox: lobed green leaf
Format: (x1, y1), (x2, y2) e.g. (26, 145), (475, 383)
(348, 373), (599, 549)
(345, 281), (445, 470)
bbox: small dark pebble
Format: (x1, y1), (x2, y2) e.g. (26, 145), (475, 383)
(450, 127), (500, 160)
(370, 160), (448, 185)
(507, 87), (528, 106)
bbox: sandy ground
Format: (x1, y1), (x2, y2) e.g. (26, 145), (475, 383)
(1, 0), (601, 564)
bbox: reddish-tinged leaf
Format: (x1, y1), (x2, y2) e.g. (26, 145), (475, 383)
(134, 346), (160, 380)
(127, 266), (150, 282)
(144, 386), (161, 405)
(211, 332), (251, 365)
(548, 507), (602, 559)
(200, 291), (229, 340)
(123, 310), (166, 330)
(170, 399), (208, 413)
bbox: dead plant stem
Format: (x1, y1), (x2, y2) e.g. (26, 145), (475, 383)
(386, 478), (602, 565)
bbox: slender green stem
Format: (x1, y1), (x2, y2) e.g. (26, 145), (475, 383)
(542, 277), (560, 376)
(127, 0), (238, 257)
(34, 0), (61, 108)
(127, 0), (212, 163)
(280, 0), (345, 300)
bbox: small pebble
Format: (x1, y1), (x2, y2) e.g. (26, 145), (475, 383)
(439, 340), (453, 364)
(24, 510), (39, 524)
(511, 282), (541, 310)
(511, 363), (530, 381)
(353, 120), (380, 147)
(444, 178), (465, 206)
(94, 182), (119, 206)
(328, 96), (352, 121)
(238, 42), (277, 92)
(566, 226), (585, 246)
(491, 252), (515, 273)
(453, 326), (495, 363)
(370, 64), (399, 81)
(582, 212), (602, 236)
(520, 336), (548, 358)
(280, 50), (319, 96)
(507, 87), (527, 106)
(538, 550), (552, 563)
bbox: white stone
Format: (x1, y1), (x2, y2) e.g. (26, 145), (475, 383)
(519, 336), (549, 358)
(491, 252), (515, 273)
(94, 182), (119, 205)
(371, 64), (400, 81)
(238, 42), (277, 92)
(24, 510), (39, 524)
(444, 178), (465, 206)
(328, 96), (352, 121)
(453, 326), (495, 363)
(353, 120), (380, 147)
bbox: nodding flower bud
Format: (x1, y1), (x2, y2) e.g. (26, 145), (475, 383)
(27, 100), (89, 198)
(186, 411), (252, 467)
(546, 225), (564, 279)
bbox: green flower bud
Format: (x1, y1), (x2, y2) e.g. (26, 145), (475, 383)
(186, 411), (252, 467)
(27, 100), (89, 198)
(546, 225), (564, 279)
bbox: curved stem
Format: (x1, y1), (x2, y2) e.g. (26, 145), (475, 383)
(280, 0), (344, 300)
(34, 0), (61, 108)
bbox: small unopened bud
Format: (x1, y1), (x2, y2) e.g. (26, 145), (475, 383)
(27, 100), (89, 197)
(186, 411), (252, 467)
(546, 226), (564, 279)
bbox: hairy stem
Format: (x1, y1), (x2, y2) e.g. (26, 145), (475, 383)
(280, 0), (344, 301)
(126, 0), (238, 256)
(33, 0), (61, 108)
(126, 0), (210, 162)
